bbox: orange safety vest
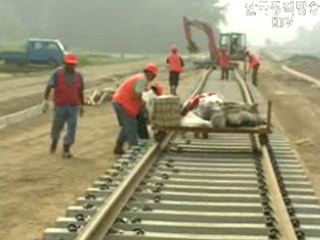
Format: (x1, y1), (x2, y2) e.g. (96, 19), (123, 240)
(250, 54), (260, 68)
(54, 68), (82, 107)
(167, 53), (184, 73)
(112, 74), (145, 116)
(218, 52), (230, 69)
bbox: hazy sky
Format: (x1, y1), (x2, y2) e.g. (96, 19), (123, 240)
(220, 0), (320, 45)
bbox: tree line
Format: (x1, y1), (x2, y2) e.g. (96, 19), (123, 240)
(0, 0), (227, 53)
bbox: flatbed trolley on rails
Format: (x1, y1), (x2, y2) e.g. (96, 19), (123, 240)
(152, 101), (273, 147)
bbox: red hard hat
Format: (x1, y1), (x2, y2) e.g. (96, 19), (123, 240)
(64, 53), (78, 64)
(144, 63), (158, 75)
(172, 46), (178, 53)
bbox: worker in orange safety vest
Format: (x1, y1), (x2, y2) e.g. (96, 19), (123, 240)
(112, 64), (159, 154)
(246, 50), (260, 86)
(42, 53), (85, 158)
(218, 46), (230, 80)
(166, 46), (184, 95)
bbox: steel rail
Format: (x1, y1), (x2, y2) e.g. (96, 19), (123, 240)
(234, 68), (298, 240)
(73, 68), (213, 240)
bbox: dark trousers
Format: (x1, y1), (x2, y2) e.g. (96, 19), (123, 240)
(113, 102), (138, 146)
(137, 109), (149, 140)
(169, 72), (180, 94)
(252, 66), (259, 86)
(221, 68), (229, 80)
(51, 106), (78, 146)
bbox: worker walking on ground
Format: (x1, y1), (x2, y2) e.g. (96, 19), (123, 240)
(218, 47), (230, 80)
(42, 53), (84, 158)
(246, 50), (260, 86)
(167, 46), (184, 95)
(112, 64), (159, 155)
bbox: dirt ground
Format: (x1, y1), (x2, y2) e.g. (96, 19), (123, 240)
(0, 58), (163, 116)
(0, 69), (200, 240)
(258, 57), (320, 201)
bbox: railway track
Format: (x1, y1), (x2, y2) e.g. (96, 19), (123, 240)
(44, 67), (320, 240)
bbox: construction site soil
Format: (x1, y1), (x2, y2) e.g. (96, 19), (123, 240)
(1, 58), (320, 240)
(0, 58), (163, 116)
(0, 69), (200, 240)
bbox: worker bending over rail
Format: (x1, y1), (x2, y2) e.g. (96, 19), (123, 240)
(166, 46), (184, 95)
(246, 50), (260, 86)
(42, 53), (84, 158)
(112, 64), (159, 155)
(218, 46), (230, 80)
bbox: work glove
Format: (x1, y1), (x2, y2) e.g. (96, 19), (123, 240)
(40, 100), (50, 114)
(79, 106), (84, 117)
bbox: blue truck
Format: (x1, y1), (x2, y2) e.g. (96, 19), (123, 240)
(0, 39), (67, 65)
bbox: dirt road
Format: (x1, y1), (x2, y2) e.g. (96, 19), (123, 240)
(0, 58), (162, 116)
(0, 69), (200, 240)
(258, 58), (320, 200)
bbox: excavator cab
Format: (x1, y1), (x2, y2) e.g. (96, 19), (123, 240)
(219, 33), (247, 61)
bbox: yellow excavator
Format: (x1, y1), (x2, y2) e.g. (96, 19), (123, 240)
(183, 16), (247, 68)
(219, 32), (247, 61)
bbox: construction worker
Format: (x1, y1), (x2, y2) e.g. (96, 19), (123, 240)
(246, 50), (260, 86)
(218, 47), (230, 80)
(112, 64), (159, 154)
(42, 53), (84, 158)
(167, 46), (184, 95)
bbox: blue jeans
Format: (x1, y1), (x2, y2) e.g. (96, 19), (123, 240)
(51, 106), (78, 146)
(113, 102), (138, 146)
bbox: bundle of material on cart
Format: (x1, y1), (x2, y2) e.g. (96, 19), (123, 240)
(149, 93), (266, 129)
(151, 95), (181, 127)
(182, 99), (266, 128)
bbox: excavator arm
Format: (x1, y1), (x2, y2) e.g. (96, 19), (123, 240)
(183, 16), (217, 61)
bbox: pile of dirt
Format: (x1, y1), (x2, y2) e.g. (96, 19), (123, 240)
(284, 54), (320, 79)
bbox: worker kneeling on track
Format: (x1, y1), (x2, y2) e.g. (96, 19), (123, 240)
(112, 64), (159, 155)
(42, 53), (85, 158)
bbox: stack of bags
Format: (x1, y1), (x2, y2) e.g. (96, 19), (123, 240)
(152, 95), (180, 127)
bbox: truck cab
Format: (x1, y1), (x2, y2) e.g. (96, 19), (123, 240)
(27, 39), (67, 65)
(2, 39), (67, 65)
(219, 33), (247, 61)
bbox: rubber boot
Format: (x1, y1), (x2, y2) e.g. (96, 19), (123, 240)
(50, 140), (58, 154)
(113, 142), (125, 155)
(63, 144), (73, 159)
